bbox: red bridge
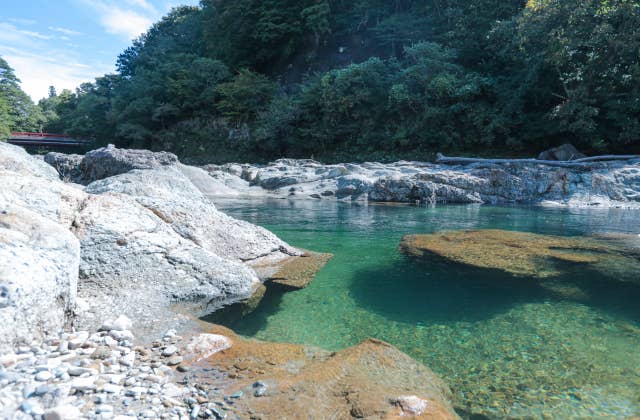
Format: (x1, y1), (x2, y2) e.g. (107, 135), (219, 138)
(8, 132), (90, 147)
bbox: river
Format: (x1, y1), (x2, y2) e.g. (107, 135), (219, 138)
(207, 198), (640, 418)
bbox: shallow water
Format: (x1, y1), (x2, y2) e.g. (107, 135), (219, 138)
(208, 199), (640, 418)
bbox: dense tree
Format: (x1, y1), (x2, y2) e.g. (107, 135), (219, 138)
(15, 0), (637, 161)
(0, 57), (43, 135)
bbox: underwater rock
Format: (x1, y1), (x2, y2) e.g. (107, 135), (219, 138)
(400, 229), (640, 280)
(249, 250), (333, 290)
(198, 325), (459, 419)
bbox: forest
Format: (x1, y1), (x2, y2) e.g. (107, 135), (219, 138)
(1, 0), (639, 162)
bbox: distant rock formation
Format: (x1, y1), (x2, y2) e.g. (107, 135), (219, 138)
(202, 157), (640, 208)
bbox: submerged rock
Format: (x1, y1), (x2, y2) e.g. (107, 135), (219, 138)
(198, 325), (459, 419)
(249, 250), (333, 289)
(400, 229), (640, 280)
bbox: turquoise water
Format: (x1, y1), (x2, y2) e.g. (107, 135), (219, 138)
(209, 199), (640, 418)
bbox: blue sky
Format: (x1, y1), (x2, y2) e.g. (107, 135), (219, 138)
(0, 0), (199, 101)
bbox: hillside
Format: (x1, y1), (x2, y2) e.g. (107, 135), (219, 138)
(2, 0), (639, 162)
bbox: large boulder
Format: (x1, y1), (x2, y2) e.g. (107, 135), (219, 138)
(0, 203), (80, 353)
(78, 144), (178, 183)
(0, 141), (60, 180)
(44, 152), (84, 183)
(0, 170), (86, 228)
(538, 144), (586, 161)
(72, 193), (262, 338)
(85, 167), (300, 262)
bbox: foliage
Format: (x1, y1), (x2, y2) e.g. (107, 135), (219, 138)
(0, 57), (44, 136)
(2, 0), (634, 161)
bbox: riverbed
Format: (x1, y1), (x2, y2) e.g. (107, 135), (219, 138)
(207, 199), (640, 418)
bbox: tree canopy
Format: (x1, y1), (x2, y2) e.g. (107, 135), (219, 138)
(4, 0), (638, 161)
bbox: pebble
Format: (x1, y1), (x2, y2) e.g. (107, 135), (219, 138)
(0, 324), (238, 420)
(111, 315), (133, 332)
(103, 383), (123, 394)
(166, 356), (183, 366)
(120, 352), (135, 367)
(162, 345), (178, 357)
(35, 371), (52, 381)
(96, 404), (114, 413)
(21, 400), (44, 415)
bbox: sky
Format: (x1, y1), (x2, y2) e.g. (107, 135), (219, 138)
(0, 0), (199, 101)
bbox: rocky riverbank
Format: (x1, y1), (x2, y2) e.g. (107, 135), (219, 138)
(200, 156), (640, 208)
(1, 142), (458, 418)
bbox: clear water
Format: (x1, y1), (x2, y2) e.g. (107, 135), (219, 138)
(208, 199), (640, 418)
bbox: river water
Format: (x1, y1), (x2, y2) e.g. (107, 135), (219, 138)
(208, 198), (640, 418)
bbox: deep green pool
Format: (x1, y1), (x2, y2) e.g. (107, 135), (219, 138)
(209, 199), (640, 419)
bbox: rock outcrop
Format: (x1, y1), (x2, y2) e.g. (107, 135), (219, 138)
(203, 158), (640, 208)
(0, 142), (326, 345)
(0, 203), (80, 354)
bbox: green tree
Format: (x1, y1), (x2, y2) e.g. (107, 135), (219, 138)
(0, 56), (44, 132)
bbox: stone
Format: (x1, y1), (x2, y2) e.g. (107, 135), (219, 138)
(111, 315), (133, 332)
(76, 144), (178, 184)
(538, 144), (586, 161)
(44, 152), (84, 183)
(70, 376), (97, 392)
(162, 345), (178, 357)
(92, 346), (112, 360)
(102, 384), (123, 394)
(0, 141), (60, 180)
(44, 405), (82, 420)
(166, 356), (183, 366)
(120, 353), (135, 367)
(35, 371), (53, 381)
(185, 334), (232, 362)
(392, 395), (431, 416)
(22, 400), (44, 416)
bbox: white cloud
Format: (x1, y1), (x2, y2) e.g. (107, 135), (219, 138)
(1, 46), (113, 100)
(79, 0), (159, 40)
(48, 26), (83, 36)
(101, 8), (154, 39)
(0, 22), (53, 41)
(8, 18), (37, 25)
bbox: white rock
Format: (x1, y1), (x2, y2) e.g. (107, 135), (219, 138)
(110, 315), (133, 332)
(161, 345), (178, 357)
(394, 395), (429, 416)
(35, 371), (52, 381)
(119, 352), (135, 367)
(44, 405), (82, 420)
(102, 383), (122, 394)
(70, 376), (96, 392)
(185, 334), (232, 362)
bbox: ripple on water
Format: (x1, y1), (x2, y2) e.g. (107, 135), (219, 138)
(208, 199), (640, 418)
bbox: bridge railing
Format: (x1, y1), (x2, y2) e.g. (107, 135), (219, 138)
(8, 132), (91, 147)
